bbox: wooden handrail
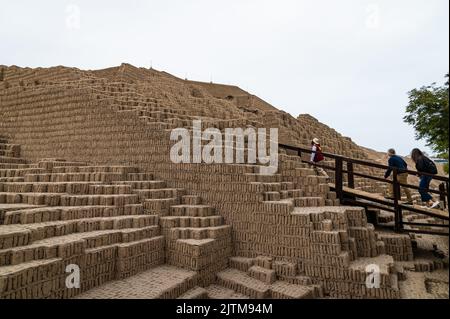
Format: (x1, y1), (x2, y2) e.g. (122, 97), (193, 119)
(280, 143), (449, 182)
(288, 147), (448, 197)
(280, 142), (449, 235)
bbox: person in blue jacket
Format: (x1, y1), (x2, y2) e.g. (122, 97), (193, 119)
(384, 149), (413, 205)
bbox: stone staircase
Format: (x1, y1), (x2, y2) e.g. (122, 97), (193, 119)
(215, 256), (321, 299)
(0, 137), (171, 298)
(159, 195), (232, 286)
(0, 135), (236, 298)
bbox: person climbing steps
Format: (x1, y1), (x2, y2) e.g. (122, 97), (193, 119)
(310, 138), (329, 179)
(383, 149), (414, 205)
(411, 148), (441, 209)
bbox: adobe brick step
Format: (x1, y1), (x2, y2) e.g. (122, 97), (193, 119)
(0, 226), (161, 266)
(0, 150), (16, 157)
(144, 197), (180, 215)
(49, 166), (84, 174)
(217, 268), (271, 299)
(115, 236), (165, 278)
(0, 192), (64, 206)
(141, 121), (174, 130)
(248, 265), (276, 284)
(0, 156), (27, 164)
(0, 182), (101, 194)
(229, 256), (254, 272)
(281, 182), (295, 190)
(113, 180), (167, 190)
(38, 158), (81, 163)
(0, 144), (19, 150)
(0, 164), (31, 170)
(0, 192), (140, 207)
(75, 264), (198, 299)
(0, 204), (40, 222)
(169, 238), (217, 257)
(244, 174), (282, 183)
(278, 275), (313, 286)
(308, 175), (329, 184)
(77, 166), (139, 174)
(270, 281), (316, 299)
(177, 286), (208, 299)
(297, 163), (315, 169)
(126, 173), (154, 181)
(24, 173), (125, 183)
(168, 225), (232, 240)
(133, 188), (183, 201)
(0, 177), (25, 183)
(280, 189), (303, 199)
(37, 161), (88, 170)
(264, 192), (280, 201)
(217, 268), (318, 299)
(0, 144), (19, 154)
(60, 194), (139, 206)
(0, 226), (31, 249)
(253, 255), (273, 269)
(167, 238), (232, 272)
(88, 184), (133, 195)
(261, 200), (294, 216)
(327, 191), (337, 200)
(294, 197), (326, 207)
(205, 284), (250, 299)
(139, 115), (185, 124)
(170, 205), (216, 217)
(0, 234), (165, 298)
(160, 216), (224, 228)
(0, 215), (159, 250)
(250, 182), (281, 192)
(0, 258), (63, 298)
(295, 168), (316, 176)
(2, 205), (144, 225)
(181, 195), (202, 205)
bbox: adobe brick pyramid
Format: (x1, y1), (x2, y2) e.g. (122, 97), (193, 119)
(0, 64), (446, 299)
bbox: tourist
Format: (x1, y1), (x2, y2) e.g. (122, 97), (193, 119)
(310, 138), (329, 179)
(384, 149), (413, 205)
(411, 148), (440, 209)
(310, 138), (324, 163)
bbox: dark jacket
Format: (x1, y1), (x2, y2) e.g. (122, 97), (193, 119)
(385, 155), (408, 178)
(415, 156), (438, 175)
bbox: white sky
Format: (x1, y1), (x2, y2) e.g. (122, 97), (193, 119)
(1, 0), (448, 156)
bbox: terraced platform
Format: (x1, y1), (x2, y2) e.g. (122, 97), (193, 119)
(0, 64), (448, 299)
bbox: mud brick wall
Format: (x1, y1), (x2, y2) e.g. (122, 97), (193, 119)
(0, 92), (349, 251)
(116, 236), (165, 279)
(0, 258), (65, 299)
(0, 69), (401, 298)
(377, 233), (414, 262)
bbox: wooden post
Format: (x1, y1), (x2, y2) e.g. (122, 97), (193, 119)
(335, 157), (343, 203)
(445, 182), (449, 211)
(347, 162), (355, 189)
(393, 169), (403, 232)
(438, 183), (446, 209)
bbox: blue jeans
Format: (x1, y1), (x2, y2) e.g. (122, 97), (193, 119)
(419, 175), (433, 202)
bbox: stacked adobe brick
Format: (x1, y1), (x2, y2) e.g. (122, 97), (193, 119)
(0, 65), (406, 298)
(0, 138), (176, 298)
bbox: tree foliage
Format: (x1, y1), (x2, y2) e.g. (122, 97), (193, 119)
(404, 74), (449, 165)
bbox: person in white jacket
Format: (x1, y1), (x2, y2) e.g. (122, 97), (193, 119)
(310, 138), (323, 163)
(309, 138), (328, 179)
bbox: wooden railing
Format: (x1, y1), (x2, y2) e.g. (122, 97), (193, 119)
(279, 143), (449, 236)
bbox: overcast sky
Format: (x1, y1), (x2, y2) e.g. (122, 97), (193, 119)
(1, 0), (448, 156)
